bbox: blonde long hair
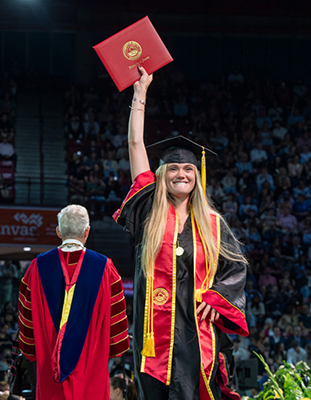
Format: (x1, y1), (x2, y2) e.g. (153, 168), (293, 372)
(141, 164), (247, 278)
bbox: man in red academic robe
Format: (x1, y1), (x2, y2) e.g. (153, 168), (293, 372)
(18, 204), (129, 400)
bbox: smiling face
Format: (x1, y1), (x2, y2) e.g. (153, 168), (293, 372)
(166, 163), (196, 199)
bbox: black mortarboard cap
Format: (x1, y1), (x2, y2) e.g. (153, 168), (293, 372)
(146, 135), (217, 165)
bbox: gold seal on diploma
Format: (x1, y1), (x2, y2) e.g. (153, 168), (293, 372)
(153, 288), (169, 306)
(123, 41), (142, 60)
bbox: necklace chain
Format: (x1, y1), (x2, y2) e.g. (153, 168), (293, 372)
(178, 213), (189, 224)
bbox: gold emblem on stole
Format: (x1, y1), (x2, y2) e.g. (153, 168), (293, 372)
(153, 288), (169, 305)
(123, 41), (142, 61)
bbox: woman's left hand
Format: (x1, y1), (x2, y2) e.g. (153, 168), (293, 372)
(196, 302), (220, 323)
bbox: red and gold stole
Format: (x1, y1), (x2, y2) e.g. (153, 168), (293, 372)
(141, 203), (220, 398)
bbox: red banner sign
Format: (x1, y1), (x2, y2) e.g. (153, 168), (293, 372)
(0, 207), (60, 245)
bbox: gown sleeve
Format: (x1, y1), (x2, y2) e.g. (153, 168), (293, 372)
(202, 220), (249, 337)
(18, 260), (36, 361)
(109, 259), (130, 357)
(113, 170), (156, 242)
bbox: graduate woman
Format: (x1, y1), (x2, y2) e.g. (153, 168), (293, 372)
(113, 66), (249, 400)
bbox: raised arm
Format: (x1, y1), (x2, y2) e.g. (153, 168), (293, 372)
(129, 65), (153, 181)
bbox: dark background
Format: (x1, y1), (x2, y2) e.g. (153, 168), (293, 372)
(1, 0), (311, 86)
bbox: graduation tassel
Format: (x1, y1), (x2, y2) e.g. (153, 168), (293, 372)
(201, 147), (206, 196)
(141, 332), (155, 357)
(141, 276), (156, 357)
(193, 210), (210, 304)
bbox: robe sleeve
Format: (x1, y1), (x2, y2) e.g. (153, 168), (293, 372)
(113, 170), (155, 240)
(18, 259), (36, 361)
(202, 221), (249, 337)
(109, 259), (130, 357)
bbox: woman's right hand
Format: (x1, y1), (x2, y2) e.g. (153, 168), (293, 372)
(133, 65), (153, 97)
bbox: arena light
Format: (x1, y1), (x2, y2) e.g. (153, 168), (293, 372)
(23, 246), (32, 252)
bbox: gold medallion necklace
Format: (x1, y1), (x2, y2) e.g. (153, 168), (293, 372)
(176, 214), (189, 256)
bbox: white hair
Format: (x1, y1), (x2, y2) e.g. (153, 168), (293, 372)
(57, 204), (90, 239)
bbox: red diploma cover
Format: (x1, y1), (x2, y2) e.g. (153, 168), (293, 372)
(93, 16), (173, 91)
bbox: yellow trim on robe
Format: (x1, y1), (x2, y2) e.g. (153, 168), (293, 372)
(19, 291), (32, 304)
(111, 296), (126, 306)
(116, 181), (155, 223)
(111, 309), (127, 319)
(19, 314), (33, 324)
(21, 350), (36, 357)
(208, 289), (246, 317)
(192, 211), (217, 399)
(110, 335), (130, 346)
(60, 285), (75, 329)
(140, 275), (151, 372)
(19, 336), (35, 346)
(20, 332), (35, 341)
(201, 324), (216, 400)
(111, 277), (122, 286)
(110, 328), (129, 339)
(18, 317), (33, 329)
(165, 211), (179, 385)
(111, 289), (123, 299)
(18, 297), (32, 310)
(110, 315), (128, 327)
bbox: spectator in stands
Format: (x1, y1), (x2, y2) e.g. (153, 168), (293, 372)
(222, 194), (238, 224)
(258, 267), (277, 288)
(232, 338), (249, 363)
(118, 150), (130, 173)
(258, 121), (273, 147)
(269, 326), (285, 351)
(65, 114), (84, 140)
(250, 142), (268, 168)
(0, 136), (15, 165)
(293, 193), (310, 222)
(83, 110), (100, 142)
(261, 337), (275, 372)
(273, 342), (287, 371)
(0, 324), (12, 349)
(84, 151), (102, 173)
(287, 107), (305, 126)
(277, 306), (299, 330)
(247, 293), (265, 327)
(285, 325), (308, 350)
(287, 155), (304, 185)
(268, 101), (283, 124)
(300, 145), (311, 164)
(206, 178), (225, 205)
(116, 140), (128, 161)
(85, 140), (101, 160)
(0, 260), (18, 310)
(256, 107), (272, 129)
(277, 206), (299, 233)
(256, 168), (275, 192)
(110, 376), (138, 400)
(103, 151), (119, 178)
(235, 152), (253, 174)
(296, 130), (311, 151)
(287, 340), (307, 365)
(239, 196), (258, 220)
(0, 114), (13, 139)
(299, 304), (311, 329)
